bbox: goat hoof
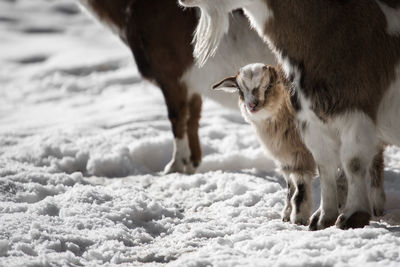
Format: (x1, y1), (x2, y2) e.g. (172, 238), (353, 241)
(290, 210), (310, 226)
(309, 210), (321, 231)
(373, 207), (384, 217)
(281, 206), (292, 222)
(163, 159), (198, 175)
(293, 216), (309, 226)
(335, 211), (371, 230)
(309, 209), (337, 231)
(184, 162), (197, 175)
(163, 161), (183, 174)
(290, 206), (311, 226)
(371, 188), (386, 217)
(282, 213), (291, 222)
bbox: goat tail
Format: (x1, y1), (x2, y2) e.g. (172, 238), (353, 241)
(192, 7), (230, 67)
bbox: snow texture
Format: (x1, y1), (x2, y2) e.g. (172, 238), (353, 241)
(1, 0), (400, 266)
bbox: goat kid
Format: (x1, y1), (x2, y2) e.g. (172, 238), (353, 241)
(181, 0), (400, 230)
(78, 0), (275, 174)
(213, 63), (386, 225)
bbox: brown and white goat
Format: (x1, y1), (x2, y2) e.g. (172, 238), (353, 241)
(181, 0), (400, 229)
(214, 63), (316, 225)
(77, 0), (275, 174)
(213, 63), (386, 225)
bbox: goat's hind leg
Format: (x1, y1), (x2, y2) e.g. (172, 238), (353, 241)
(281, 172), (295, 222)
(162, 83), (192, 174)
(186, 93), (203, 174)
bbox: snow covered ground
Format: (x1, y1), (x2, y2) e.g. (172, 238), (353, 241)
(1, 0), (400, 266)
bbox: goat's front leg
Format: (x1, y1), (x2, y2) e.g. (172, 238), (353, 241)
(335, 113), (379, 229)
(309, 164), (340, 230)
(300, 120), (340, 230)
(290, 172), (313, 225)
(162, 83), (193, 175)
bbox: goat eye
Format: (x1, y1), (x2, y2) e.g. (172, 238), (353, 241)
(238, 88), (244, 97)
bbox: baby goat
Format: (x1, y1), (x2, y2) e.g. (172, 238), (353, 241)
(214, 63), (315, 225)
(213, 63), (386, 226)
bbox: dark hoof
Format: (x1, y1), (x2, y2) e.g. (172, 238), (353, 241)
(309, 210), (337, 231)
(281, 206), (292, 223)
(373, 206), (384, 217)
(294, 218), (309, 226)
(336, 211), (371, 230)
(309, 213), (320, 231)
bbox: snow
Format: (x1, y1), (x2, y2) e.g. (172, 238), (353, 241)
(1, 0), (400, 266)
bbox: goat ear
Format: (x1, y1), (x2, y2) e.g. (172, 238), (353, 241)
(212, 76), (238, 93)
(267, 65), (278, 85)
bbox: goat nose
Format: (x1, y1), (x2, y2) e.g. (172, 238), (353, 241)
(249, 101), (258, 109)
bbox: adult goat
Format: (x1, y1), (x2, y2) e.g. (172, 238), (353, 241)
(181, 0), (400, 229)
(78, 0), (274, 174)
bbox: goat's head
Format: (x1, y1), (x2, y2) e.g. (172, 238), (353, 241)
(213, 63), (281, 120)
